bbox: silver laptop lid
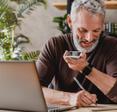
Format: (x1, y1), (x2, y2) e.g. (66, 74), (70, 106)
(0, 61), (47, 112)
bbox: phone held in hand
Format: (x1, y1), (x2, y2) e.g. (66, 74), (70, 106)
(65, 51), (81, 59)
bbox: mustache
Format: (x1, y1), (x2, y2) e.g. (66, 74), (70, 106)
(79, 38), (98, 43)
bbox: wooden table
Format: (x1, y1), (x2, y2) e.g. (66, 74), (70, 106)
(68, 104), (117, 112)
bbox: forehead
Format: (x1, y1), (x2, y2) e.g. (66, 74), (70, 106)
(73, 9), (104, 30)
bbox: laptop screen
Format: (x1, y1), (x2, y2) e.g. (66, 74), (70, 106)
(0, 61), (47, 112)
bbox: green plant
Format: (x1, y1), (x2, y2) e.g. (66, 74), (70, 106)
(53, 13), (71, 34)
(21, 50), (40, 61)
(0, 0), (47, 60)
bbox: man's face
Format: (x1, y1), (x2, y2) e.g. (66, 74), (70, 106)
(71, 9), (104, 52)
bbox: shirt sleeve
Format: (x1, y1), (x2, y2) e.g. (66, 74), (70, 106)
(107, 80), (117, 103)
(36, 37), (58, 87)
(106, 42), (117, 103)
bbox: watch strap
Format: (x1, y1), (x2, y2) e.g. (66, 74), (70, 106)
(82, 64), (93, 76)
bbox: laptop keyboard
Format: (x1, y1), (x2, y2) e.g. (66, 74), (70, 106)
(48, 106), (61, 112)
(48, 104), (77, 112)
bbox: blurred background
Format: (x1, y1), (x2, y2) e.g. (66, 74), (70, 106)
(17, 0), (66, 51)
(0, 0), (117, 60)
(19, 0), (117, 51)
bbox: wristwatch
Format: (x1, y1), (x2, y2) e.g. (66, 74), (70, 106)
(82, 64), (93, 76)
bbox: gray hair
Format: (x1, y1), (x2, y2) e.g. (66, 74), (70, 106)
(70, 0), (105, 22)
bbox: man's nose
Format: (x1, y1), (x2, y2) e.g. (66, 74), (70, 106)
(85, 32), (93, 42)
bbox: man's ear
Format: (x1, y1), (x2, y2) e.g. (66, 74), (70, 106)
(66, 14), (72, 29)
(103, 24), (105, 31)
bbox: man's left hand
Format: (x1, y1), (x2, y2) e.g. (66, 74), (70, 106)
(63, 51), (88, 72)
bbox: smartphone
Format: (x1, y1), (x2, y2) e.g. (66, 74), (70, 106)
(65, 51), (81, 59)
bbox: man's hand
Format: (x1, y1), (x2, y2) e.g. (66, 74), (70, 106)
(69, 90), (97, 107)
(63, 51), (88, 72)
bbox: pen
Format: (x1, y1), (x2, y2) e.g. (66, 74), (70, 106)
(73, 77), (97, 105)
(73, 77), (85, 90)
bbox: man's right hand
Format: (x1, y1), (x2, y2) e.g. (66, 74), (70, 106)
(69, 90), (97, 107)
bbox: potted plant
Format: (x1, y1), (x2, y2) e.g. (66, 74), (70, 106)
(53, 13), (71, 34)
(0, 0), (47, 60)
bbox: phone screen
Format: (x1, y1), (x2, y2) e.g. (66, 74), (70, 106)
(65, 51), (81, 59)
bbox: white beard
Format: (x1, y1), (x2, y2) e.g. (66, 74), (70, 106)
(73, 34), (99, 53)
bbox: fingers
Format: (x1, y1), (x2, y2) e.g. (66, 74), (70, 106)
(63, 50), (71, 63)
(80, 52), (86, 59)
(76, 90), (97, 107)
(83, 92), (97, 104)
(63, 50), (86, 64)
(63, 50), (88, 72)
(81, 94), (94, 105)
(77, 99), (89, 107)
(91, 94), (97, 104)
(63, 51), (77, 65)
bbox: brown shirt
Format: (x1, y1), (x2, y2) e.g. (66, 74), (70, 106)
(36, 33), (117, 104)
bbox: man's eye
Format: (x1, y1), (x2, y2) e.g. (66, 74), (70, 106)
(79, 29), (88, 33)
(93, 30), (100, 33)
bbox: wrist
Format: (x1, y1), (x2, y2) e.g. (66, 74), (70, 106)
(68, 93), (77, 106)
(79, 62), (89, 73)
(81, 63), (93, 76)
(62, 92), (74, 105)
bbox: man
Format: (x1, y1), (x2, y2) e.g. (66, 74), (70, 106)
(36, 0), (117, 107)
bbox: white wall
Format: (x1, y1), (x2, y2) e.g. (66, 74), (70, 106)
(17, 0), (66, 51)
(17, 1), (117, 51)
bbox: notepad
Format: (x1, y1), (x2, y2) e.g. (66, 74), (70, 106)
(92, 104), (117, 112)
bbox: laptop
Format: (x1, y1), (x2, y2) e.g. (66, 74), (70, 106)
(0, 61), (47, 112)
(0, 61), (77, 112)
